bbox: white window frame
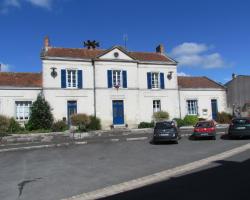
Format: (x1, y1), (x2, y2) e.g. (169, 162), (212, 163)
(151, 72), (160, 89)
(15, 101), (32, 121)
(112, 70), (122, 87)
(187, 100), (198, 115)
(153, 100), (161, 113)
(66, 69), (78, 88)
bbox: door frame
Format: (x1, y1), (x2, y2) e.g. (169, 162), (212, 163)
(67, 101), (77, 125)
(211, 99), (218, 120)
(112, 100), (125, 125)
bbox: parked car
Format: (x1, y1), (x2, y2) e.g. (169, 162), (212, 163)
(192, 120), (216, 140)
(152, 121), (180, 144)
(228, 117), (250, 139)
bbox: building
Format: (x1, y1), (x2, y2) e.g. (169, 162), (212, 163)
(0, 37), (229, 129)
(225, 74), (250, 117)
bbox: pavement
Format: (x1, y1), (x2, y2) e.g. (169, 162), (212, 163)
(0, 128), (250, 200)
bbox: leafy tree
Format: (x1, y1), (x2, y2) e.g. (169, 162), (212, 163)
(27, 93), (53, 130)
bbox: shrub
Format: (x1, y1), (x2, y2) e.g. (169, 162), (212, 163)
(0, 115), (10, 134)
(8, 118), (23, 133)
(27, 94), (54, 131)
(51, 120), (69, 132)
(217, 112), (233, 124)
(153, 111), (169, 122)
(183, 115), (199, 126)
(71, 114), (90, 132)
(138, 121), (155, 129)
(87, 116), (101, 130)
(173, 118), (184, 127)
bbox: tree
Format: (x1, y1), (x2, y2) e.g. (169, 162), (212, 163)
(27, 93), (53, 130)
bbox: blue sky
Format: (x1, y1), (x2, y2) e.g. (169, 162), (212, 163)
(0, 0), (249, 83)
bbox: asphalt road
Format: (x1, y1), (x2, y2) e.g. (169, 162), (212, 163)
(0, 132), (249, 200)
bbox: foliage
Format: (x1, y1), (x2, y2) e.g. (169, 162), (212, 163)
(217, 112), (233, 124)
(71, 113), (90, 132)
(8, 118), (23, 133)
(51, 120), (68, 132)
(153, 111), (169, 122)
(183, 115), (199, 126)
(138, 121), (155, 129)
(0, 115), (10, 134)
(27, 94), (54, 131)
(173, 118), (185, 127)
(86, 116), (101, 131)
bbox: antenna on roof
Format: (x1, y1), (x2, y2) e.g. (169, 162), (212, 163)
(123, 34), (128, 49)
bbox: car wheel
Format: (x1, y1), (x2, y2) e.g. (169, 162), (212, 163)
(212, 136), (216, 140)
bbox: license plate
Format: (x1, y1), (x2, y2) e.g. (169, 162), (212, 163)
(237, 127), (246, 130)
(201, 133), (208, 136)
(160, 133), (169, 136)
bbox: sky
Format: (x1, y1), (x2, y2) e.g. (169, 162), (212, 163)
(0, 0), (250, 83)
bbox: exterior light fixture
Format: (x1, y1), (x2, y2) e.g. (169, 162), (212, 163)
(167, 71), (173, 80)
(50, 67), (57, 78)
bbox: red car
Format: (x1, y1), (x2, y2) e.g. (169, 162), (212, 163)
(192, 120), (216, 140)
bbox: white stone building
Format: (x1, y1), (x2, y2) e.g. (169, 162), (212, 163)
(0, 37), (228, 129)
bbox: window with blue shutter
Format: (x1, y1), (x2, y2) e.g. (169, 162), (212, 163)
(122, 71), (127, 88)
(61, 69), (66, 88)
(147, 72), (152, 89)
(160, 73), (165, 89)
(107, 70), (112, 88)
(78, 70), (83, 89)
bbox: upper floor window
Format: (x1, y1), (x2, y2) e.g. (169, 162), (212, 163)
(153, 100), (161, 112)
(61, 69), (83, 89)
(107, 70), (127, 88)
(187, 100), (198, 115)
(67, 70), (77, 88)
(147, 72), (165, 89)
(16, 101), (32, 121)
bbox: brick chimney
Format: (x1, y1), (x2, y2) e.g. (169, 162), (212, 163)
(44, 36), (50, 50)
(156, 44), (164, 54)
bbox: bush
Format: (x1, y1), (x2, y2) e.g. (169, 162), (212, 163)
(87, 116), (101, 130)
(71, 114), (90, 132)
(183, 115), (199, 126)
(27, 94), (54, 131)
(0, 115), (10, 134)
(153, 111), (169, 122)
(138, 121), (155, 129)
(51, 120), (69, 132)
(8, 118), (23, 133)
(173, 118), (184, 127)
(217, 112), (233, 124)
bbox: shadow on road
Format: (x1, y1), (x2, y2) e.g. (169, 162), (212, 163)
(101, 158), (250, 200)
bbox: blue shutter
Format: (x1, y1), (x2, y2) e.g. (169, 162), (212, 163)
(78, 70), (83, 89)
(122, 70), (127, 88)
(147, 72), (152, 89)
(61, 69), (66, 88)
(160, 73), (165, 89)
(107, 70), (112, 88)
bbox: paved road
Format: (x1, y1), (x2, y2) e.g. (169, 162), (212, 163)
(0, 133), (249, 200)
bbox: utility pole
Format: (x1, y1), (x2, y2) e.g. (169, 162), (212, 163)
(123, 34), (128, 49)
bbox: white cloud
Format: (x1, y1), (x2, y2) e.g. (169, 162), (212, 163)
(177, 72), (191, 77)
(170, 42), (225, 69)
(0, 63), (11, 72)
(26, 0), (53, 9)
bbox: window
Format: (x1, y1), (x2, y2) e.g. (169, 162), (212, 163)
(113, 70), (121, 87)
(187, 100), (198, 115)
(153, 100), (161, 112)
(66, 70), (78, 88)
(16, 101), (32, 121)
(151, 72), (159, 89)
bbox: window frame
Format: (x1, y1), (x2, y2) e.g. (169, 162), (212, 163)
(66, 69), (78, 88)
(186, 99), (198, 115)
(151, 72), (160, 89)
(153, 100), (161, 113)
(112, 70), (122, 88)
(15, 101), (32, 121)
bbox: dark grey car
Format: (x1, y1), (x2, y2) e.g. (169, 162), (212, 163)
(228, 117), (250, 139)
(152, 121), (180, 144)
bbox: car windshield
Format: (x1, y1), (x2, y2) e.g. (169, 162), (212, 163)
(233, 119), (250, 125)
(195, 122), (213, 128)
(155, 122), (174, 129)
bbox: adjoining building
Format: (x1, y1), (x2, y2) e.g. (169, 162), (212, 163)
(0, 37), (229, 129)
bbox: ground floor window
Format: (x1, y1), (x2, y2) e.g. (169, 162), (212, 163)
(16, 101), (32, 121)
(153, 100), (161, 112)
(187, 100), (198, 115)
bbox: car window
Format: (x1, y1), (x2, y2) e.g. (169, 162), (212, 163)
(155, 122), (174, 129)
(233, 119), (250, 125)
(195, 122), (213, 128)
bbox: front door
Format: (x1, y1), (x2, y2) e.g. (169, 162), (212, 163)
(211, 99), (218, 120)
(113, 100), (124, 125)
(67, 101), (77, 124)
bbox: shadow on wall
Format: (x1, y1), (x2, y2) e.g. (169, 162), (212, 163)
(101, 158), (250, 200)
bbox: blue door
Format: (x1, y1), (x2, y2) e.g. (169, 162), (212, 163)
(67, 101), (77, 124)
(113, 100), (124, 125)
(211, 99), (218, 120)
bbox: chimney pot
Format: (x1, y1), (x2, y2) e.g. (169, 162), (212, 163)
(156, 44), (164, 54)
(44, 36), (50, 50)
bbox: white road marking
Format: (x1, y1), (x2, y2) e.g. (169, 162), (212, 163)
(62, 143), (250, 200)
(126, 137), (148, 141)
(110, 139), (120, 142)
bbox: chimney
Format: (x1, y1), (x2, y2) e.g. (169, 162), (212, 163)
(232, 73), (236, 79)
(156, 44), (164, 54)
(44, 36), (50, 50)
